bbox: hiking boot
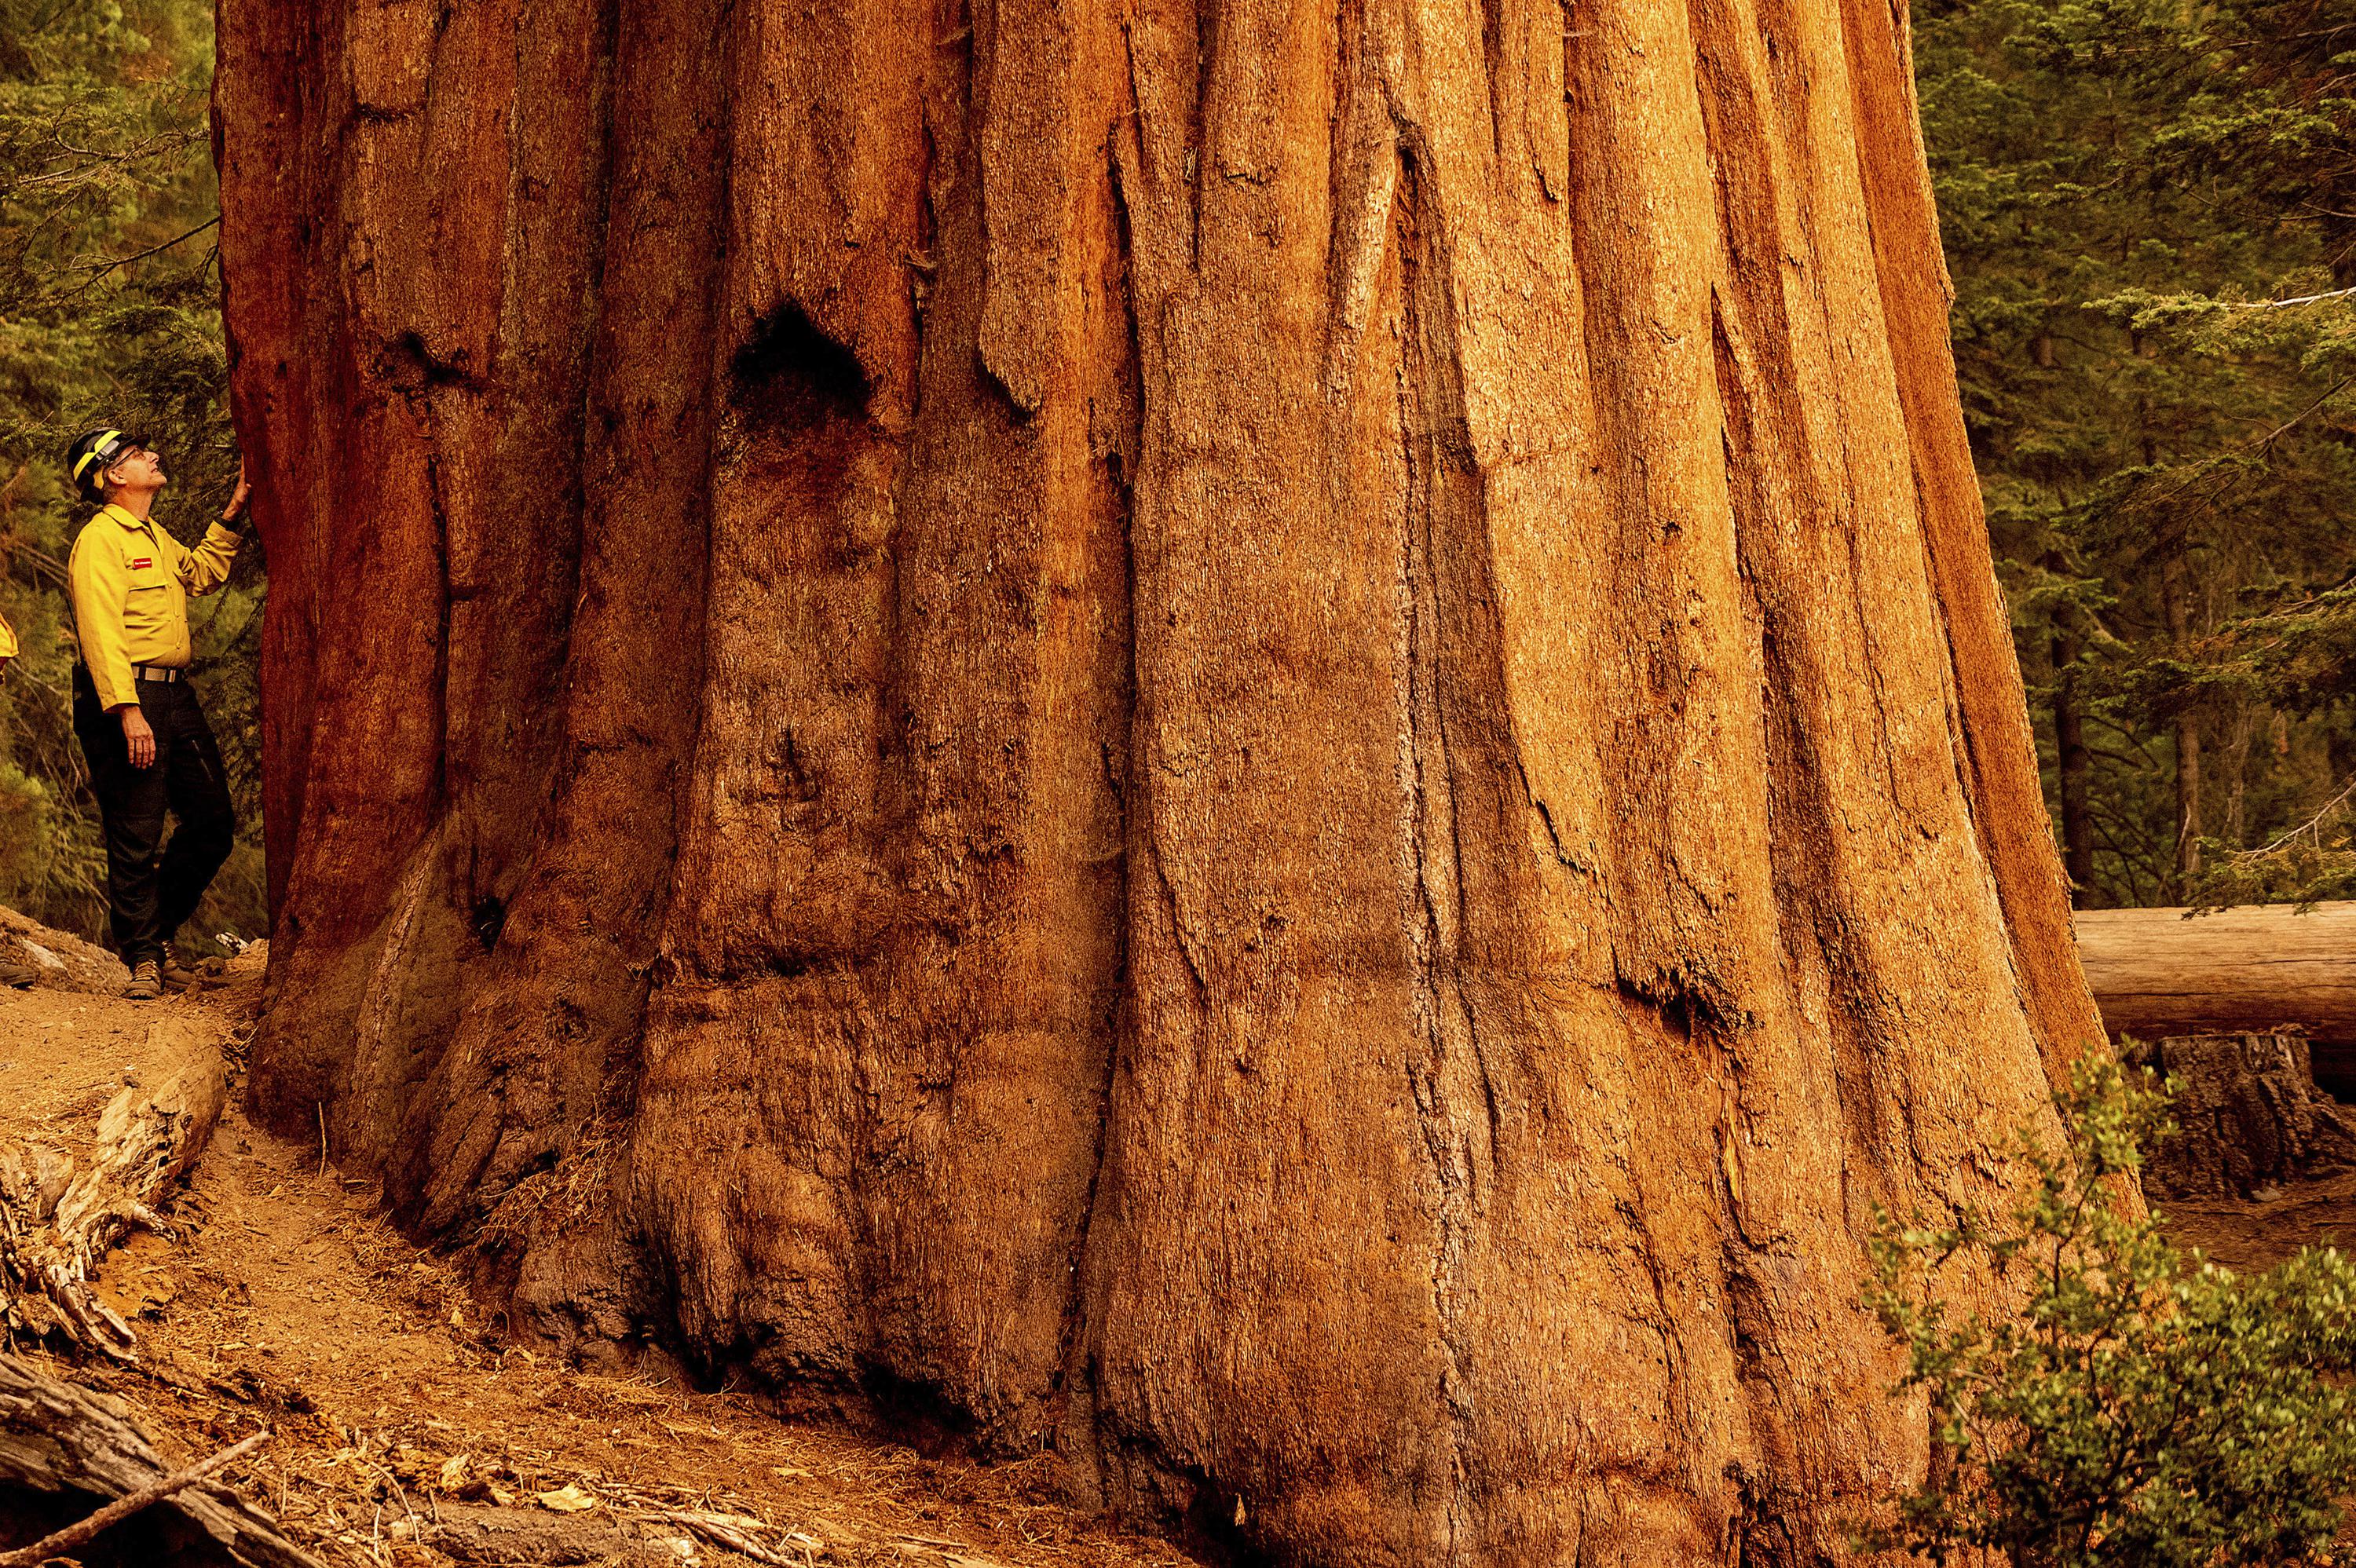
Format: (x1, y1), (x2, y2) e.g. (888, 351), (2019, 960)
(163, 948), (205, 992)
(124, 958), (163, 1001)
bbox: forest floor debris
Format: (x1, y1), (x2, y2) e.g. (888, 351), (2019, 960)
(13, 903), (2356, 1564)
(0, 1359), (309, 1567)
(0, 918), (1192, 1568)
(2161, 1167), (2356, 1274)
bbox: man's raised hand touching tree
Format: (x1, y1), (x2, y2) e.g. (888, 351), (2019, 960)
(63, 429), (251, 1000)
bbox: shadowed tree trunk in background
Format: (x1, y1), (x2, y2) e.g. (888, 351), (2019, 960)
(213, 1), (2108, 1561)
(2164, 555), (2203, 889)
(2053, 627), (2096, 905)
(2222, 708), (2253, 850)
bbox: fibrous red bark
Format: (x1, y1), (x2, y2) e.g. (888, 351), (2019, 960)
(213, 1), (2105, 1559)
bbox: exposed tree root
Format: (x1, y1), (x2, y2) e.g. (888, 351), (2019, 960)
(0, 1042), (226, 1360)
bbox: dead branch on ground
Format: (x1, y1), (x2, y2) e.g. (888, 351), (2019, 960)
(0, 1354), (315, 1566)
(0, 1043), (226, 1360)
(0, 1427), (268, 1566)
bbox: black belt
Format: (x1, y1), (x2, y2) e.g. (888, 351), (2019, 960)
(132, 665), (186, 684)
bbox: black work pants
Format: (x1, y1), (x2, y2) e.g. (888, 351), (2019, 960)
(71, 667), (236, 970)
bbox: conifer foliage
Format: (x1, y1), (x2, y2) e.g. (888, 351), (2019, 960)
(1922, 0), (2356, 908)
(0, 0), (261, 942)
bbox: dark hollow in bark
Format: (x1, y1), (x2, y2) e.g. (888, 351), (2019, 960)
(214, 2), (2106, 1560)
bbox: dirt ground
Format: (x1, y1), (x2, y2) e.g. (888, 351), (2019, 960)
(2157, 1169), (2356, 1274)
(0, 956), (1192, 1568)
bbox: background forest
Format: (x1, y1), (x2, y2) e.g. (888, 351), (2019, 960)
(1922, 0), (2356, 907)
(4, 0), (2356, 937)
(0, 0), (258, 945)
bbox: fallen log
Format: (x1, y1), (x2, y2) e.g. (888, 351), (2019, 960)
(0, 1356), (316, 1566)
(0, 908), (128, 995)
(2076, 901), (2356, 1046)
(0, 1040), (226, 1359)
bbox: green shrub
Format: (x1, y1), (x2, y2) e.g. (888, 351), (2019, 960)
(0, 761), (105, 921)
(1864, 1052), (2356, 1566)
(0, 761), (52, 895)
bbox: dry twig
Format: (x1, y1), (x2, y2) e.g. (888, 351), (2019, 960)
(0, 1427), (268, 1567)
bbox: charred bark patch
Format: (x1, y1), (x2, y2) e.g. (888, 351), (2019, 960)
(854, 1361), (979, 1460)
(382, 330), (484, 393)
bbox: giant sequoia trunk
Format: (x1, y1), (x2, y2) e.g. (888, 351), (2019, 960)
(213, 0), (2105, 1559)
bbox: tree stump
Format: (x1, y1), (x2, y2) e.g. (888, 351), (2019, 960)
(2138, 1032), (2356, 1200)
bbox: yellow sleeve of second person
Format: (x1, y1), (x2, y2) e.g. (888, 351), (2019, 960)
(177, 522), (241, 595)
(0, 609), (16, 660)
(68, 524), (139, 710)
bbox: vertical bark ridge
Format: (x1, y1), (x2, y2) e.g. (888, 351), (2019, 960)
(1379, 59), (1686, 1565)
(1395, 141), (1487, 1563)
(625, 0), (1136, 1445)
(213, 0), (326, 914)
(1681, 0), (2062, 1542)
(235, 0), (617, 1151)
(1831, 0), (2107, 1074)
(1089, 0), (1451, 1546)
(395, 0), (736, 1353)
(1546, 31), (1793, 1546)
(344, 0), (621, 1172)
(1562, 0), (1772, 1024)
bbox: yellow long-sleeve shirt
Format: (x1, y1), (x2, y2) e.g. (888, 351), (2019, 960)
(68, 503), (240, 710)
(0, 609), (16, 660)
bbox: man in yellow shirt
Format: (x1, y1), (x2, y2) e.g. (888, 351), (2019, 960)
(0, 605), (15, 679)
(64, 429), (251, 1000)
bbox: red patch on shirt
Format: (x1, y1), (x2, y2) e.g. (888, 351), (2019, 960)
(129, 557), (153, 570)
